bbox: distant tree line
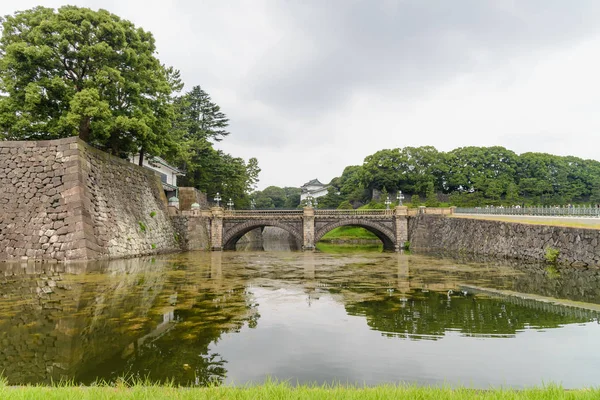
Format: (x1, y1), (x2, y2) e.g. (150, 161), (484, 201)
(325, 146), (600, 208)
(0, 6), (259, 206)
(253, 146), (600, 209)
(252, 186), (301, 209)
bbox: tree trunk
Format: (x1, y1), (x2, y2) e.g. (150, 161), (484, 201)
(78, 116), (91, 142)
(139, 147), (145, 166)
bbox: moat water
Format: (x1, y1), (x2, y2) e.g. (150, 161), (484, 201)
(1, 243), (599, 388)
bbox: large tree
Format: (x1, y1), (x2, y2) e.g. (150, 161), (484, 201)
(0, 6), (178, 158)
(172, 85), (259, 204)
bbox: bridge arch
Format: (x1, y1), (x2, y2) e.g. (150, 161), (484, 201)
(222, 220), (303, 250)
(314, 219), (397, 251)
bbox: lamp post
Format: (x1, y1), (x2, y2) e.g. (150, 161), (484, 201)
(214, 192), (221, 207)
(250, 199), (256, 210)
(306, 195), (313, 208)
(227, 198), (234, 211)
(385, 195), (391, 210)
(397, 190), (404, 206)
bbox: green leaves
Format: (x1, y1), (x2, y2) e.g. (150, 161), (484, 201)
(329, 145), (600, 208)
(0, 6), (178, 157)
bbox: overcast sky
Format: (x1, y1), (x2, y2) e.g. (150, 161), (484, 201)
(2, 1), (600, 190)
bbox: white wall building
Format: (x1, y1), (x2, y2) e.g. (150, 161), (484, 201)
(300, 178), (329, 201)
(130, 155), (184, 199)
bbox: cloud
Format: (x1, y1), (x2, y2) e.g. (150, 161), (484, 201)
(2, 1), (600, 189)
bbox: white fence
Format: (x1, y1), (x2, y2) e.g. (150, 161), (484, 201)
(455, 206), (600, 218)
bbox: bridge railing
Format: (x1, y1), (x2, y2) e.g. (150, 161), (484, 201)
(455, 206), (600, 218)
(314, 209), (394, 216)
(223, 209), (303, 217)
(222, 209), (396, 217)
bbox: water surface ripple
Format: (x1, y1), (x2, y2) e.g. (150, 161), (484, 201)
(1, 249), (599, 388)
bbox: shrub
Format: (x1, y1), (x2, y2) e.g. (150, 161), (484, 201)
(337, 200), (354, 210)
(544, 246), (560, 264)
(411, 195), (421, 207)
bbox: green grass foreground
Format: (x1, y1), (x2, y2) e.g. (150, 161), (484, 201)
(1, 381), (599, 400)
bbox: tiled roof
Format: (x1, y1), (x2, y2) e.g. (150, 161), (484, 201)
(302, 178), (325, 187)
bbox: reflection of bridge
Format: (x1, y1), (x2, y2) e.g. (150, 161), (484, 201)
(207, 207), (409, 251)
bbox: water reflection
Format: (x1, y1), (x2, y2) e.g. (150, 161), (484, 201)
(0, 255), (257, 386)
(0, 250), (599, 387)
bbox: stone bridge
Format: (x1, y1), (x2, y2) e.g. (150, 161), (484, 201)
(205, 207), (409, 251)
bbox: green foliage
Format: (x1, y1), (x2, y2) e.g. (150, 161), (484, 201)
(403, 241), (411, 251)
(320, 226), (378, 241)
(324, 144), (600, 208)
(252, 186), (300, 209)
(149, 211), (156, 218)
(138, 221), (147, 233)
(544, 246), (560, 264)
(505, 182), (520, 204)
(173, 233), (180, 243)
(0, 6), (179, 158)
(545, 265), (561, 279)
(0, 7), (261, 204)
(283, 187), (302, 208)
(360, 201), (386, 210)
(380, 186), (389, 202)
(410, 194), (421, 207)
(424, 181), (439, 207)
(172, 86), (261, 206)
(151, 243), (156, 249)
(317, 186), (344, 209)
(337, 200), (354, 210)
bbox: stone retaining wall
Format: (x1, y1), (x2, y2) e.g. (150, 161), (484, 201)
(171, 215), (210, 251)
(409, 215), (600, 268)
(178, 187), (208, 211)
(0, 137), (178, 262)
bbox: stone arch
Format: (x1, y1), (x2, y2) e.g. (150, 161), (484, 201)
(315, 219), (397, 251)
(222, 220), (303, 250)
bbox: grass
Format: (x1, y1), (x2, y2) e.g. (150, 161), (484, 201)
(321, 226), (378, 241)
(0, 380), (598, 400)
(450, 215), (600, 230)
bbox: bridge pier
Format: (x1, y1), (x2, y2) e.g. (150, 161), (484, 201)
(394, 206), (408, 251)
(210, 207), (223, 251)
(303, 207), (316, 250)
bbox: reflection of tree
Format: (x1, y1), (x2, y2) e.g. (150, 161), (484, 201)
(344, 290), (594, 340)
(0, 254), (259, 386)
(84, 287), (258, 386)
(0, 259), (168, 385)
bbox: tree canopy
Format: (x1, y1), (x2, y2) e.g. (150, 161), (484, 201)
(0, 6), (179, 157)
(0, 6), (260, 203)
(325, 146), (600, 208)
